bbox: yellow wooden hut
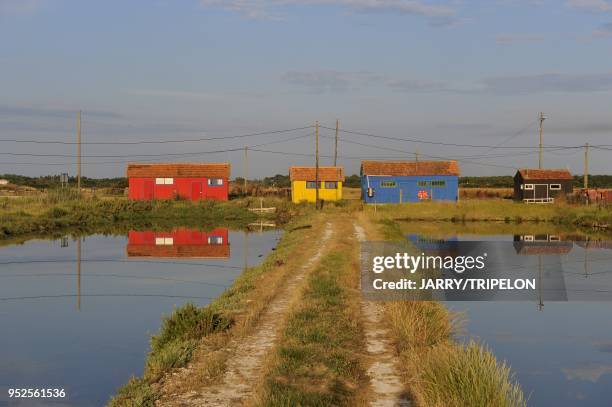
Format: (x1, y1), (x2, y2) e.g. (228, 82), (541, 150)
(289, 166), (344, 203)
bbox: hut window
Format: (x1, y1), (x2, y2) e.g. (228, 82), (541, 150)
(417, 180), (446, 188)
(380, 181), (397, 188)
(208, 178), (224, 186)
(324, 181), (338, 189)
(524, 184), (534, 190)
(208, 236), (224, 245)
(155, 237), (174, 245)
(306, 181), (317, 189)
(550, 184), (561, 190)
(156, 178), (174, 185)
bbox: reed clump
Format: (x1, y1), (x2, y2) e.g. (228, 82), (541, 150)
(384, 301), (526, 407)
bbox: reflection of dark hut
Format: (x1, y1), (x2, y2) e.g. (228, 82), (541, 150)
(513, 236), (573, 256)
(512, 236), (569, 304)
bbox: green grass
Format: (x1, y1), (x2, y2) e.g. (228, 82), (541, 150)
(369, 199), (611, 228)
(375, 216), (527, 407)
(414, 341), (526, 407)
(0, 193), (264, 239)
(258, 248), (366, 407)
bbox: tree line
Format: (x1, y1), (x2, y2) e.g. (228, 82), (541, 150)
(2, 173), (611, 190)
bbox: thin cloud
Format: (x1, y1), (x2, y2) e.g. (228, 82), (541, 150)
(495, 33), (545, 45)
(482, 72), (612, 93)
(593, 22), (612, 36)
(386, 78), (458, 92)
(200, 0), (457, 21)
(0, 105), (122, 119)
(282, 70), (377, 92)
(566, 0), (612, 12)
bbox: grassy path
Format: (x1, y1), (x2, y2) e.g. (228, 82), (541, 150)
(354, 223), (410, 407)
(154, 221), (334, 406)
(255, 217), (369, 406)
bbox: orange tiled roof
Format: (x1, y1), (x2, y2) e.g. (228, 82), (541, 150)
(127, 163), (230, 178)
(517, 168), (573, 180)
(361, 160), (460, 176)
(289, 166), (345, 181)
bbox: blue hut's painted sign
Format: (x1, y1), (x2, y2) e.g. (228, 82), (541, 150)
(360, 160), (460, 204)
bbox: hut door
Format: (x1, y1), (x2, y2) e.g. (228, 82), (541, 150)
(143, 179), (154, 200)
(535, 184), (548, 201)
(191, 182), (202, 201)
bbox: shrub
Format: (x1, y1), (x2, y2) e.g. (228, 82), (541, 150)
(150, 303), (232, 353)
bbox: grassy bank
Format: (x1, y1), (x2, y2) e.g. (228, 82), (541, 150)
(109, 213), (323, 406)
(364, 214), (527, 407)
(369, 199), (611, 228)
(0, 192), (270, 239)
(257, 221), (367, 406)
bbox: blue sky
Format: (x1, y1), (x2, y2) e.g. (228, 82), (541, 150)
(1, 0), (611, 178)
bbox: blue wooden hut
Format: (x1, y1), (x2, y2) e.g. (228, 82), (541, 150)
(360, 160), (460, 204)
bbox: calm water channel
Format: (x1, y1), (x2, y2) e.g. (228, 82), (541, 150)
(0, 227), (280, 406)
(403, 224), (612, 407)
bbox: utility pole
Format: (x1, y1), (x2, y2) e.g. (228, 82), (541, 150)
(334, 119), (339, 167)
(538, 112), (546, 169)
(77, 110), (82, 190)
(244, 146), (248, 196)
(584, 142), (589, 189)
(415, 149), (420, 171)
(315, 121), (320, 209)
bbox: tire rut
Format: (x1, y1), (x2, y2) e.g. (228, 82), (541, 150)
(162, 222), (334, 406)
(354, 223), (410, 407)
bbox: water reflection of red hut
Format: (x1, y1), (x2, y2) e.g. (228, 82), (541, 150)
(127, 228), (230, 258)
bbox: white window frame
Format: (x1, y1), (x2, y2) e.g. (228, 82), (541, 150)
(155, 178), (174, 185)
(549, 184), (561, 190)
(324, 181), (338, 189)
(155, 237), (174, 245)
(524, 184), (534, 190)
(208, 236), (224, 245)
(208, 178), (224, 186)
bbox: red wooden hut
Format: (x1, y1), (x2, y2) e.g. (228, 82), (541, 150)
(127, 163), (230, 201)
(126, 228), (230, 258)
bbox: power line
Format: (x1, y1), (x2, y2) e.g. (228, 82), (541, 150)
(321, 133), (572, 161)
(249, 148), (518, 169)
(0, 132), (314, 162)
(0, 125), (314, 145)
(319, 124), (588, 150)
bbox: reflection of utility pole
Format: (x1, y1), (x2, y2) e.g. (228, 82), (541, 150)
(243, 231), (248, 271)
(584, 242), (589, 278)
(77, 237), (82, 312)
(538, 255), (544, 311)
